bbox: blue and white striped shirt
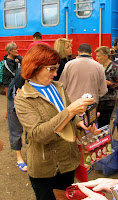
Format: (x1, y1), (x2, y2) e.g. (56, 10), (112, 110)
(29, 81), (64, 112)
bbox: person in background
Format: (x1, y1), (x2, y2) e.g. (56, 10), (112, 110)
(111, 37), (118, 64)
(74, 178), (118, 200)
(3, 41), (22, 117)
(53, 38), (72, 81)
(27, 32), (50, 50)
(3, 42), (25, 171)
(7, 67), (27, 172)
(95, 46), (118, 128)
(59, 43), (107, 105)
(15, 44), (97, 200)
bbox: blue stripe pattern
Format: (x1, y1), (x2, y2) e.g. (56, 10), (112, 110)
(29, 81), (64, 112)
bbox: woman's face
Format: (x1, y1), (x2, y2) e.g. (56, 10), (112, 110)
(9, 48), (18, 57)
(33, 64), (59, 86)
(64, 42), (72, 56)
(96, 51), (108, 65)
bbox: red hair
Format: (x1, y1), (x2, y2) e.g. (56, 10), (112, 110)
(21, 44), (60, 79)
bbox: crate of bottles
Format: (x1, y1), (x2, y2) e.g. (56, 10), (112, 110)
(75, 125), (113, 182)
(80, 125), (113, 168)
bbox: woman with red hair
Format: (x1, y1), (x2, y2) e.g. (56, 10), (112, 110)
(15, 44), (95, 200)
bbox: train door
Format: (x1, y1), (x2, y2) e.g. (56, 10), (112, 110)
(68, 0), (114, 53)
(68, 0), (99, 54)
(69, 0), (98, 35)
(99, 0), (118, 46)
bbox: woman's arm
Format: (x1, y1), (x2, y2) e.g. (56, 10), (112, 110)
(15, 93), (94, 144)
(75, 178), (118, 193)
(74, 184), (108, 200)
(55, 97), (95, 132)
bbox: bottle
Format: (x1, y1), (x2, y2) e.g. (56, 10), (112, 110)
(81, 93), (98, 127)
(96, 146), (102, 161)
(101, 144), (107, 158)
(106, 141), (112, 155)
(90, 149), (97, 164)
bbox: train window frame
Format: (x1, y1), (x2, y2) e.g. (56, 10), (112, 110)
(74, 0), (94, 19)
(41, 0), (59, 27)
(3, 0), (27, 29)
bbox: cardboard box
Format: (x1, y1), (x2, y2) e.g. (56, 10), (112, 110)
(75, 125), (113, 182)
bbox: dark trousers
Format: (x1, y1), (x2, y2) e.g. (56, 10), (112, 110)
(29, 170), (75, 200)
(7, 99), (23, 150)
(98, 100), (115, 128)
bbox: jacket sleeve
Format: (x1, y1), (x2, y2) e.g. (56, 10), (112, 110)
(14, 93), (73, 144)
(62, 86), (82, 125)
(14, 68), (25, 89)
(3, 66), (15, 87)
(15, 86), (83, 144)
(108, 64), (118, 89)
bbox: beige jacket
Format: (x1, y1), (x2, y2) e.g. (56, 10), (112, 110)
(15, 81), (82, 178)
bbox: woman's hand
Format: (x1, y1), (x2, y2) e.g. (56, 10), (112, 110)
(67, 98), (95, 117)
(77, 112), (101, 134)
(74, 178), (118, 193)
(77, 121), (101, 135)
(73, 184), (108, 200)
(55, 98), (95, 133)
(56, 98), (95, 133)
(106, 80), (114, 86)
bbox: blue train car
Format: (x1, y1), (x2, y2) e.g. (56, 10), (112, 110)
(0, 0), (118, 60)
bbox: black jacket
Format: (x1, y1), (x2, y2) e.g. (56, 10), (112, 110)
(3, 55), (22, 87)
(7, 67), (25, 101)
(53, 55), (72, 81)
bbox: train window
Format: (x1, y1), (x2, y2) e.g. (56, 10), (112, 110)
(75, 0), (94, 18)
(41, 0), (59, 26)
(3, 0), (26, 29)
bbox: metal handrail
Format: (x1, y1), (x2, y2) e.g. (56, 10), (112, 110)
(74, 9), (93, 12)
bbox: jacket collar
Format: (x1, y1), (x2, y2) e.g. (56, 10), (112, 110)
(21, 80), (67, 108)
(22, 80), (64, 98)
(77, 55), (93, 59)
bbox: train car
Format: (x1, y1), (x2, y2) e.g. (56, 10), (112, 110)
(0, 0), (118, 61)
